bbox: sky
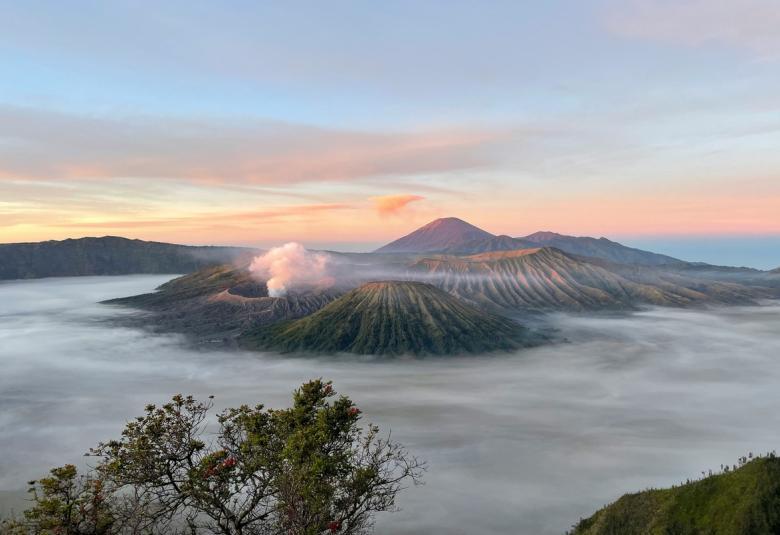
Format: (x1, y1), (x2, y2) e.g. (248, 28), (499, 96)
(1, 0), (779, 265)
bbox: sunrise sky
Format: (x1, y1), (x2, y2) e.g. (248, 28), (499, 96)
(2, 1), (780, 266)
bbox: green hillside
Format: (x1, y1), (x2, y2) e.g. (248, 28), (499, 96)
(571, 456), (780, 535)
(240, 281), (537, 356)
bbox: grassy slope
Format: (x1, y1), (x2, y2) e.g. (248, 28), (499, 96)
(241, 281), (536, 356)
(571, 457), (780, 535)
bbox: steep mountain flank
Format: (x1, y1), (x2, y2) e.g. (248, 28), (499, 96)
(240, 281), (536, 356)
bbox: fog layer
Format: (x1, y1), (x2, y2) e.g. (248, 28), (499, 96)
(1, 276), (779, 534)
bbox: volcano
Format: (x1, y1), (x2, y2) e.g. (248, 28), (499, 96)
(410, 247), (760, 311)
(240, 281), (535, 356)
(374, 217), (494, 253)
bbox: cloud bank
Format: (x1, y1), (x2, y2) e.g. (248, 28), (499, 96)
(2, 276), (780, 534)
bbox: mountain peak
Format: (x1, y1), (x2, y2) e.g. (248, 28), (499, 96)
(374, 217), (494, 253)
(422, 216), (470, 227)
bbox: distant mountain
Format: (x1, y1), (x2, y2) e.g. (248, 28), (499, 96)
(517, 231), (681, 266)
(442, 235), (534, 254)
(374, 217), (494, 253)
(0, 236), (253, 280)
(410, 247), (762, 311)
(374, 218), (684, 266)
(240, 281), (536, 356)
(571, 456), (780, 535)
(772, 267), (780, 274)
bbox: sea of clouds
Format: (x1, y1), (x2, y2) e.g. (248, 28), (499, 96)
(1, 275), (779, 534)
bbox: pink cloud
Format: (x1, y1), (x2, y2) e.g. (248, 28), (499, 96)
(370, 194), (425, 217)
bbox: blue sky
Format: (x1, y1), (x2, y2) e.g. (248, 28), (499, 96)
(1, 0), (779, 268)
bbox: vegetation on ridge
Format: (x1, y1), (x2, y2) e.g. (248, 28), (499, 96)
(570, 453), (780, 535)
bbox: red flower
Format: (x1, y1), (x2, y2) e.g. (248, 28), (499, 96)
(222, 457), (237, 469)
(323, 384), (333, 395)
(348, 407), (360, 417)
(327, 520), (341, 533)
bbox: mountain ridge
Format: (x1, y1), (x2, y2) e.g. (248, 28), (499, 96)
(0, 236), (254, 280)
(374, 217), (684, 266)
(516, 231), (682, 266)
(409, 247), (762, 311)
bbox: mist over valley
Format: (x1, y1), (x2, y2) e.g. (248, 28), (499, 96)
(2, 275), (780, 533)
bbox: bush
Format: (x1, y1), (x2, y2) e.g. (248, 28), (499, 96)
(3, 380), (423, 534)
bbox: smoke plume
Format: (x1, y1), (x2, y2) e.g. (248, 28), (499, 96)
(249, 242), (334, 297)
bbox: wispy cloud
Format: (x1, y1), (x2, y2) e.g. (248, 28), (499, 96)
(370, 194), (425, 217)
(0, 106), (501, 185)
(51, 203), (354, 230)
(606, 0), (780, 60)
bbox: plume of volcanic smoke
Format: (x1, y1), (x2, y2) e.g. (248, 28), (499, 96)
(249, 242), (334, 297)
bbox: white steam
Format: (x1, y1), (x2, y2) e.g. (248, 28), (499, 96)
(249, 242), (334, 297)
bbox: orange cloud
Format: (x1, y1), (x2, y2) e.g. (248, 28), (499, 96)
(370, 194), (425, 217)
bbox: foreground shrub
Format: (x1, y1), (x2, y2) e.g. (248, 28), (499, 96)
(3, 380), (423, 535)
